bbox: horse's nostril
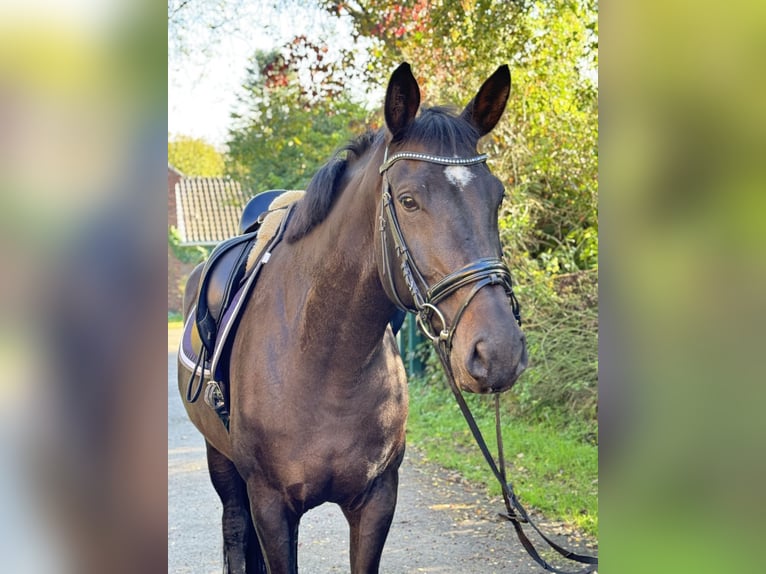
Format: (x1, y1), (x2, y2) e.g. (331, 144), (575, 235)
(466, 339), (490, 382)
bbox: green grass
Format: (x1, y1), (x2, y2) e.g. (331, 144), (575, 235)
(168, 311), (183, 329)
(406, 382), (598, 537)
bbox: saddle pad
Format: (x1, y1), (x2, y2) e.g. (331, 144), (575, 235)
(179, 275), (247, 383)
(179, 306), (211, 378)
(246, 190), (305, 273)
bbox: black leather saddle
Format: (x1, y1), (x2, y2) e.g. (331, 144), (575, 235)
(195, 190), (288, 356)
(239, 189), (286, 234)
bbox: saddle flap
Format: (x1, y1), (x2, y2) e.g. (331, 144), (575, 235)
(195, 232), (257, 355)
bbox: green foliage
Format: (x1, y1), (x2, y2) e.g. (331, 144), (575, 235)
(168, 135), (225, 176)
(227, 89), (367, 191)
(323, 1), (527, 96)
(226, 39), (369, 192)
(168, 226), (209, 265)
(512, 270), (598, 431)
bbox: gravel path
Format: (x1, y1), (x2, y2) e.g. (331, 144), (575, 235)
(168, 329), (596, 573)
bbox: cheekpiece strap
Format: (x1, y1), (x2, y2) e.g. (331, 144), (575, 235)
(379, 151), (488, 174)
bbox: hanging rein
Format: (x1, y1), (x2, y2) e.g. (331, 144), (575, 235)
(378, 148), (598, 574)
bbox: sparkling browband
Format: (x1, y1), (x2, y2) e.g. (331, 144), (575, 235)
(379, 151), (488, 174)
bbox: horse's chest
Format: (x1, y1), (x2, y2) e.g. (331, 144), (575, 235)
(237, 391), (405, 502)
(278, 401), (402, 471)
(231, 332), (407, 503)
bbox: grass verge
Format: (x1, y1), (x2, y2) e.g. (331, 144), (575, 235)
(406, 382), (598, 537)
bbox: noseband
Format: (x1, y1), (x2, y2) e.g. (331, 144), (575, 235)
(378, 148), (522, 348)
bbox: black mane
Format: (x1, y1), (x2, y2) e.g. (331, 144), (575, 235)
(286, 130), (380, 243)
(286, 107), (478, 243)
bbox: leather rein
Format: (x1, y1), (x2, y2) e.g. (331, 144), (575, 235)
(378, 148), (598, 573)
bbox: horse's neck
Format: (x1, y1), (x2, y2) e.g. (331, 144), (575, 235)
(290, 158), (394, 360)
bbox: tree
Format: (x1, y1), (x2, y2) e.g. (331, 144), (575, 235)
(168, 136), (225, 176)
(226, 36), (369, 193)
(323, 0), (528, 101)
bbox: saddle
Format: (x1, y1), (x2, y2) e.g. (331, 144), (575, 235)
(195, 189), (288, 355)
(182, 190), (302, 429)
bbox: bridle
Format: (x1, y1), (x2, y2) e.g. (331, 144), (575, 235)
(378, 147), (598, 574)
(378, 147), (522, 347)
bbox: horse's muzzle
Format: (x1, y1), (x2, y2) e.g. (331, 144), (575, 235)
(461, 331), (527, 394)
(452, 290), (528, 394)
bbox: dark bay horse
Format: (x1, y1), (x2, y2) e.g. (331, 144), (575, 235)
(178, 63), (527, 574)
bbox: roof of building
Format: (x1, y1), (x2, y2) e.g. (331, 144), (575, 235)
(168, 164), (185, 177)
(175, 177), (252, 246)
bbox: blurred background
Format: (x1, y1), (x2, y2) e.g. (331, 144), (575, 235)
(0, 0), (762, 573)
(600, 1), (766, 571)
(0, 1), (165, 572)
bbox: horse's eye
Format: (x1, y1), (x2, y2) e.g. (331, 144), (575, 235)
(399, 195), (418, 211)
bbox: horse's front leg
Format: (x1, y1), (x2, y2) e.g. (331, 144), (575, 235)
(246, 480), (300, 574)
(342, 467), (400, 574)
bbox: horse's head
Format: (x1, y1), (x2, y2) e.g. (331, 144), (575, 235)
(375, 63), (527, 394)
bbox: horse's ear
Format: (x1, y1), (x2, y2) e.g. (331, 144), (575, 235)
(384, 62), (420, 139)
(461, 65), (511, 137)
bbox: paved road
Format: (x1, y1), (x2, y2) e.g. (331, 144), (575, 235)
(168, 329), (596, 573)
